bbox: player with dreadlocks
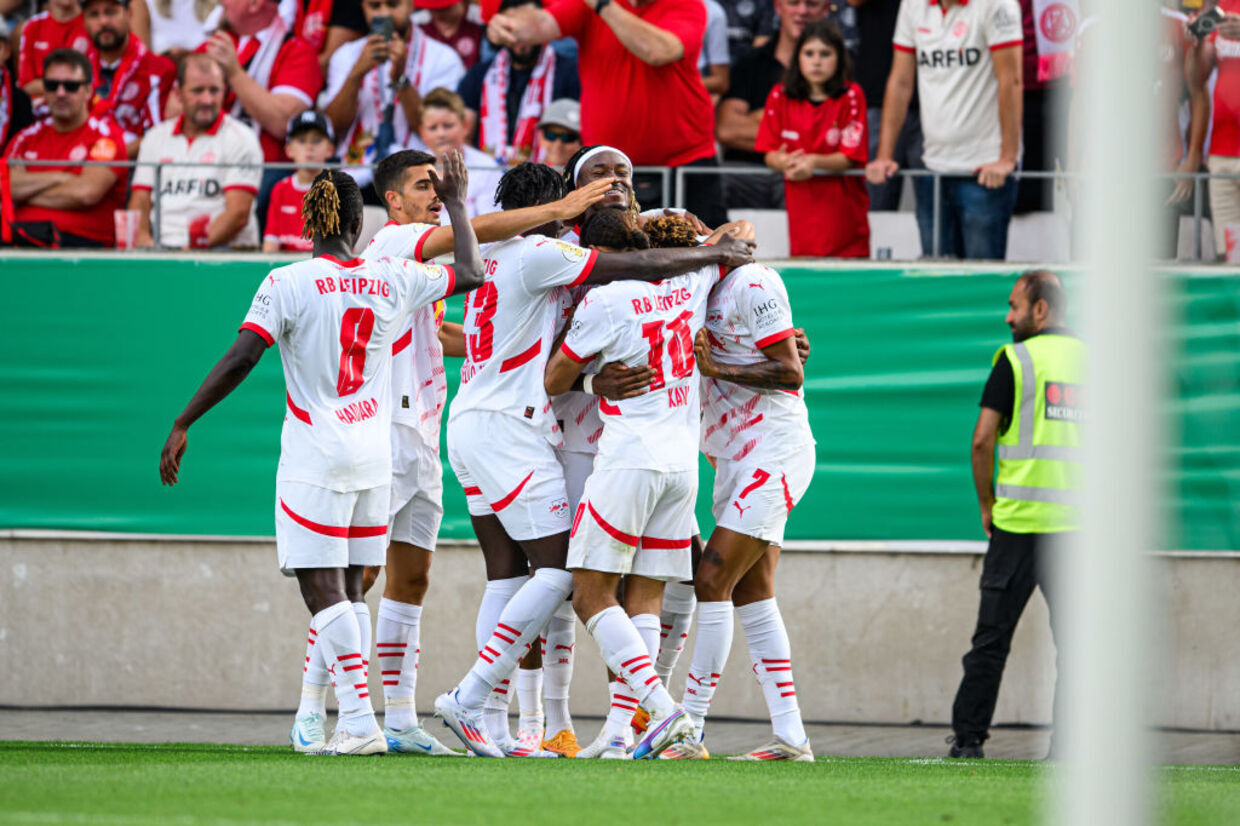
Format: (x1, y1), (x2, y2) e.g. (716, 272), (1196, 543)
(159, 154), (485, 756)
(433, 161), (756, 758)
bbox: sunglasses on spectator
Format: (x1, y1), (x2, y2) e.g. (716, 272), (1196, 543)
(45, 79), (86, 93)
(540, 127), (579, 144)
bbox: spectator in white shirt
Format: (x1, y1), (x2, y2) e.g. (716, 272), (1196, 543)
(417, 86), (503, 217)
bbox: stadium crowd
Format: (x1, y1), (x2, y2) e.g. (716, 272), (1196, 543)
(0, 0), (1233, 257)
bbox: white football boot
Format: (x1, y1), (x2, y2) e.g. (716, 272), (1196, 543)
(632, 707), (694, 760)
(726, 738), (814, 762)
(575, 730), (631, 760)
(434, 690), (505, 758)
(289, 712), (326, 753)
(384, 723), (462, 756)
(314, 725), (388, 756)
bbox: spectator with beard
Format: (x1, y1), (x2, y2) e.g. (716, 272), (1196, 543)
(716, 0), (829, 211)
(128, 54), (263, 248)
(0, 20), (35, 153)
(323, 0), (464, 189)
(460, 0), (579, 164)
(4, 49), (128, 247)
(82, 0), (176, 156)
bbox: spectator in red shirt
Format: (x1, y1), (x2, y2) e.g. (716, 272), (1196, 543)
(0, 20), (36, 153)
(756, 20), (869, 257)
(4, 49), (128, 247)
(200, 0), (325, 164)
(1192, 5), (1240, 259)
(485, 0), (725, 226)
(82, 0), (177, 157)
(17, 0), (88, 103)
(419, 0), (486, 68)
(263, 109), (336, 251)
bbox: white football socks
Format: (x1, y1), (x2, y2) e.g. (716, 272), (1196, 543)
(375, 598), (422, 731)
(352, 602), (372, 681)
(543, 600), (576, 736)
(296, 623), (329, 718)
(737, 597), (806, 746)
(458, 568), (574, 708)
(516, 667), (544, 731)
(312, 600), (377, 736)
(682, 601), (733, 737)
(584, 605), (675, 718)
(655, 581), (696, 681)
(604, 679), (639, 741)
(475, 576), (527, 651)
(483, 676), (513, 743)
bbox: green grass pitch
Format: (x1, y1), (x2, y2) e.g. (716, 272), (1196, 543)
(1, 742), (1237, 826)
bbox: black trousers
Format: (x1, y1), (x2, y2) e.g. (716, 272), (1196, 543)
(950, 526), (1068, 742)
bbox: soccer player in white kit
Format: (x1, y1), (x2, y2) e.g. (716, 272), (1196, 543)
(645, 216), (817, 762)
(543, 209), (751, 760)
(433, 162), (755, 757)
(159, 159), (486, 755)
(301, 149), (612, 756)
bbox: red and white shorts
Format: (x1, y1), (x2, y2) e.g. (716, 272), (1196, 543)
(567, 468), (696, 582)
(710, 450), (814, 545)
(556, 448), (596, 512)
(388, 425), (444, 550)
(275, 480), (390, 575)
(447, 410), (571, 541)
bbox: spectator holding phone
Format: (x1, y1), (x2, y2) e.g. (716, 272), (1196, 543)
(263, 110), (336, 251)
(4, 49), (128, 248)
(323, 0), (465, 188)
(756, 20), (869, 257)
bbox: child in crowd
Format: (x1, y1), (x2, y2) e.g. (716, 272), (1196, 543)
(263, 111), (336, 253)
(756, 21), (870, 259)
(417, 87), (503, 218)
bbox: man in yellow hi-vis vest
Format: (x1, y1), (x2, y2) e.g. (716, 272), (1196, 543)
(948, 270), (1081, 759)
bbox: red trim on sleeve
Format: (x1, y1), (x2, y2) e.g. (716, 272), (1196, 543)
(491, 470), (535, 512)
(638, 536), (692, 550)
(893, 43), (916, 53)
(441, 265), (456, 298)
(500, 338), (543, 372)
(587, 501), (639, 547)
(560, 342), (593, 364)
(224, 184), (259, 194)
(392, 328), (413, 355)
(989, 39), (1023, 52)
(130, 184), (153, 192)
(285, 391), (313, 425)
(239, 321), (275, 346)
(569, 248), (600, 287)
(413, 226), (437, 262)
(280, 498), (386, 537)
(462, 485), (483, 496)
(755, 328), (796, 349)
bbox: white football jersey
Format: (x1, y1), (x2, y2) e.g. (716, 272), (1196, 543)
(363, 220), (448, 446)
(561, 264), (721, 472)
(447, 234), (599, 446)
(700, 263), (815, 463)
(552, 284), (602, 454)
(241, 253), (456, 492)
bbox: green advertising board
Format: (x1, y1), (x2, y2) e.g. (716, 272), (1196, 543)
(1, 254), (1236, 549)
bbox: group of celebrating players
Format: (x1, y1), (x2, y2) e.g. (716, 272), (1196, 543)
(159, 142), (816, 762)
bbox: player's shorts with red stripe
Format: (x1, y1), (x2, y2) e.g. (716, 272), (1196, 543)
(711, 450), (814, 545)
(388, 424), (444, 550)
(446, 410), (571, 541)
(275, 480), (389, 575)
(555, 448), (596, 512)
(567, 468), (696, 582)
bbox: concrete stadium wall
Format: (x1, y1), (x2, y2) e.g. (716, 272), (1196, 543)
(2, 534), (1237, 732)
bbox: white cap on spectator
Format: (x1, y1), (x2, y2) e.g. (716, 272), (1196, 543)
(537, 99), (581, 134)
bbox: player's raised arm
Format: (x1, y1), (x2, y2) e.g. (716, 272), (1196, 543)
(160, 330), (268, 486)
(416, 178), (615, 261)
(430, 151), (486, 296)
(584, 233), (755, 287)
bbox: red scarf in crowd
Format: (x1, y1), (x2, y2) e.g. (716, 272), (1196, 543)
(88, 34), (149, 118)
(478, 46), (555, 165)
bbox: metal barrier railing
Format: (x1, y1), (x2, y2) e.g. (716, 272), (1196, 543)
(5, 158), (1237, 261)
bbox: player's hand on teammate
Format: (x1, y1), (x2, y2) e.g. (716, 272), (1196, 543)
(160, 425), (189, 486)
(430, 150), (469, 207)
(794, 328), (810, 365)
(555, 178), (615, 221)
(694, 329), (720, 378)
(712, 230), (757, 270)
(593, 361), (656, 400)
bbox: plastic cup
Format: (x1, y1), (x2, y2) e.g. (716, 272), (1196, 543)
(1225, 224), (1240, 263)
(113, 209), (140, 250)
